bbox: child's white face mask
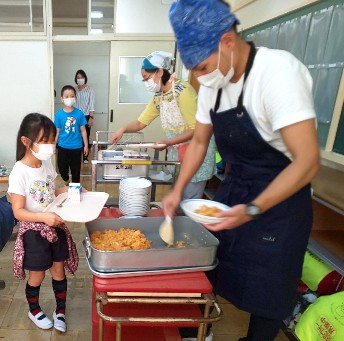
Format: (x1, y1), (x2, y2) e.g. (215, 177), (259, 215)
(31, 143), (56, 161)
(63, 98), (76, 107)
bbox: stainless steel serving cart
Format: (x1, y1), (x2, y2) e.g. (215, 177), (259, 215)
(91, 132), (181, 204)
(85, 211), (222, 341)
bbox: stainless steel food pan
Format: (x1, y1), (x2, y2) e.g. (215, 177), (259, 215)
(84, 216), (219, 272)
(101, 150), (149, 179)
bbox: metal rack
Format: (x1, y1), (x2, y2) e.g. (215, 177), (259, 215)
(91, 132), (181, 203)
(92, 271), (222, 341)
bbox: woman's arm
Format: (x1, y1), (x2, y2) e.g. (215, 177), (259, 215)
(157, 129), (194, 146)
(111, 120), (147, 144)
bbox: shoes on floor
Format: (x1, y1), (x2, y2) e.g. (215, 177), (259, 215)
(28, 311), (53, 330)
(182, 331), (213, 341)
(53, 311), (66, 332)
(83, 159), (88, 164)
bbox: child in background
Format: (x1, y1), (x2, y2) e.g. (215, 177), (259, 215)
(8, 113), (78, 332)
(54, 85), (88, 185)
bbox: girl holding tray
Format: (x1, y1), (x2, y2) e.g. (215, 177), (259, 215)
(8, 113), (78, 333)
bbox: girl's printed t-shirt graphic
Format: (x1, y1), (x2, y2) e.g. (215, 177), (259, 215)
(64, 117), (76, 134)
(29, 175), (55, 208)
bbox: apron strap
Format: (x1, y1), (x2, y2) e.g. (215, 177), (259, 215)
(237, 41), (256, 114)
(214, 41), (256, 114)
(214, 88), (222, 113)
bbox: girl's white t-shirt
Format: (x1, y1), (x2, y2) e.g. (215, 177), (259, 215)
(8, 160), (57, 213)
(196, 47), (316, 159)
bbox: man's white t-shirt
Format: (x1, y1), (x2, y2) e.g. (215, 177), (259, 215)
(196, 47), (316, 159)
(8, 160), (57, 213)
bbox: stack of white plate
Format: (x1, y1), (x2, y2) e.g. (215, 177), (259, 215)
(119, 177), (152, 216)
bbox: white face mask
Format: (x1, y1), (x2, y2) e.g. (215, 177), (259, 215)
(144, 72), (161, 92)
(31, 143), (56, 161)
(197, 44), (234, 89)
(63, 98), (76, 107)
(77, 78), (85, 86)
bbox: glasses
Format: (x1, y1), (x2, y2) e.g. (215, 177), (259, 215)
(142, 71), (157, 82)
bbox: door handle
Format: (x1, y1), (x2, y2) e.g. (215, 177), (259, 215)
(110, 109), (113, 122)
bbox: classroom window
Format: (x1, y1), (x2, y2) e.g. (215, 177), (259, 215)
(90, 0), (114, 34)
(0, 0), (44, 33)
(118, 57), (153, 104)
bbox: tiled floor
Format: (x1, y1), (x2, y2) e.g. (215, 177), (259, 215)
(0, 162), (291, 340)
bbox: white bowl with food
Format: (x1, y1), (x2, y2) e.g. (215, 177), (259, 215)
(180, 199), (231, 224)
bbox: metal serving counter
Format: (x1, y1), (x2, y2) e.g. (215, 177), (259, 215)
(91, 132), (181, 202)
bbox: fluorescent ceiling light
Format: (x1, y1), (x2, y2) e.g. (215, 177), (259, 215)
(91, 11), (103, 19)
(90, 28), (103, 34)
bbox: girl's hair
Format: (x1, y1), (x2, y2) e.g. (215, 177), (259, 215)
(16, 113), (57, 161)
(61, 85), (76, 97)
(74, 69), (88, 84)
(144, 69), (171, 86)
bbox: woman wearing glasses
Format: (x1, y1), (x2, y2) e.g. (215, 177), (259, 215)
(111, 51), (216, 200)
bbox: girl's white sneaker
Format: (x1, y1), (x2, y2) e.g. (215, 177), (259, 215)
(53, 312), (66, 332)
(28, 311), (53, 329)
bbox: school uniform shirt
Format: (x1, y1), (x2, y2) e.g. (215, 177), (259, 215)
(54, 107), (87, 149)
(138, 79), (216, 183)
(196, 47), (316, 159)
(75, 85), (95, 117)
(8, 159), (56, 212)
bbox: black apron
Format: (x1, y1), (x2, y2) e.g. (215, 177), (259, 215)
(210, 42), (312, 320)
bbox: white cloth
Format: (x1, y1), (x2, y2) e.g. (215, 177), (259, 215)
(196, 47), (316, 159)
(8, 160), (57, 212)
(146, 51), (174, 70)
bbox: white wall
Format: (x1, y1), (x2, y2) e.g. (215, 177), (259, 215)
(0, 41), (51, 166)
(53, 41), (110, 143)
(116, 0), (173, 33)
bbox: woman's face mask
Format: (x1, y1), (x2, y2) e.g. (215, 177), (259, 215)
(197, 44), (234, 89)
(31, 142), (56, 161)
(144, 72), (161, 92)
(77, 78), (85, 86)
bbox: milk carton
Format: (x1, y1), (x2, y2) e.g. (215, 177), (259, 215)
(68, 182), (82, 203)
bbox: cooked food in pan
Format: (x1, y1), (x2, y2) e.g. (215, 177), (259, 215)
(195, 204), (223, 217)
(176, 240), (186, 248)
(90, 228), (152, 251)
